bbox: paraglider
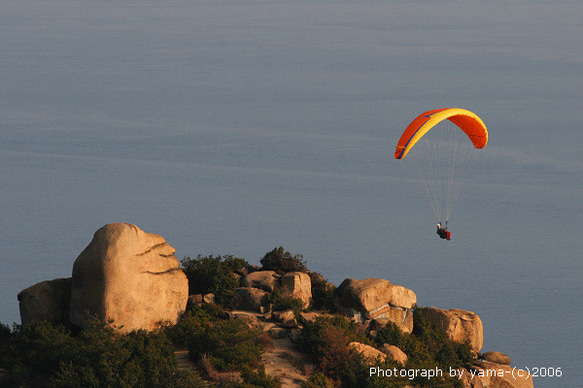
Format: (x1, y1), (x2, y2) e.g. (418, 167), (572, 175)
(436, 222), (451, 240)
(395, 108), (488, 239)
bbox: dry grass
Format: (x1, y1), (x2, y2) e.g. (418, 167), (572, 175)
(256, 331), (275, 349)
(199, 353), (241, 383)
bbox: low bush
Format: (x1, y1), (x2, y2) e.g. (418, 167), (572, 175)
(299, 316), (370, 387)
(239, 366), (282, 388)
(309, 272), (337, 312)
(0, 319), (204, 388)
(370, 310), (473, 387)
(411, 308), (475, 370)
(181, 254), (249, 306)
(301, 372), (334, 388)
(169, 306), (264, 372)
(260, 247), (307, 274)
(271, 289), (305, 314)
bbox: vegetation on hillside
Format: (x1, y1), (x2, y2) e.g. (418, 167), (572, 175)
(260, 246), (308, 274)
(0, 247), (476, 388)
(0, 319), (204, 388)
(181, 254), (248, 306)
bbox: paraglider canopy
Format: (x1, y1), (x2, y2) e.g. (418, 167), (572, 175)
(395, 108), (488, 160)
(395, 108), (488, 226)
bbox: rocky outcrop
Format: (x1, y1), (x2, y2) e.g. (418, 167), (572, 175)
(241, 270), (279, 293)
(70, 223), (188, 333)
(18, 278), (72, 325)
(348, 342), (387, 363)
(14, 225), (532, 388)
(418, 307), (483, 352)
(336, 278), (416, 332)
(379, 344), (408, 365)
(232, 287), (270, 312)
(272, 309), (295, 323)
(458, 361), (533, 387)
(280, 272), (312, 309)
(481, 351), (511, 365)
(187, 293), (215, 309)
(368, 311), (413, 334)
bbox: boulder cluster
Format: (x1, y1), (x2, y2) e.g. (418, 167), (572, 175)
(17, 223), (533, 388)
(18, 223), (188, 333)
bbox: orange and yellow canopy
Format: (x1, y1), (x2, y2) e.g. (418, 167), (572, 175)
(395, 108), (488, 159)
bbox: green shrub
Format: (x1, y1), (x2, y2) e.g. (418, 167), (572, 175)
(412, 308), (475, 370)
(301, 372), (334, 388)
(239, 366), (282, 388)
(299, 316), (370, 387)
(0, 319), (205, 388)
(170, 306), (264, 372)
(300, 314), (469, 388)
(164, 303), (218, 346)
(371, 312), (472, 387)
(271, 289), (305, 314)
(309, 272), (337, 312)
(374, 319), (434, 366)
(1, 321), (74, 384)
(181, 254), (249, 306)
(260, 247), (307, 274)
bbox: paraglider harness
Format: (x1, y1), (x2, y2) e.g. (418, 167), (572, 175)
(437, 222), (451, 240)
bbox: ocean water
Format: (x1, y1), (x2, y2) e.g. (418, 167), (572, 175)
(1, 1), (581, 386)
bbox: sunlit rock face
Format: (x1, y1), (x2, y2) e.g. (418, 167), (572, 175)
(418, 307), (484, 352)
(280, 271), (312, 309)
(241, 270), (279, 293)
(70, 223), (188, 333)
(337, 278), (416, 332)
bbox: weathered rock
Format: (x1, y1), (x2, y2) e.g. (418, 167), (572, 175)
(272, 309), (295, 323)
(187, 294), (204, 307)
(379, 344), (408, 366)
(458, 361), (533, 388)
(280, 271), (312, 308)
(18, 278), (72, 325)
(418, 307), (483, 352)
(232, 287), (270, 312)
(70, 223), (188, 333)
(241, 270), (279, 293)
(230, 310), (263, 326)
(203, 293), (215, 304)
(337, 278), (416, 326)
(368, 308), (414, 334)
(187, 293), (214, 308)
(348, 342), (387, 363)
(481, 351), (511, 365)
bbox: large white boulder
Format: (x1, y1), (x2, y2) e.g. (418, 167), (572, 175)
(70, 223), (188, 333)
(337, 278), (416, 330)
